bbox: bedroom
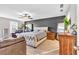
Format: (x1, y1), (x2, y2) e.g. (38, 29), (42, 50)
(0, 4), (78, 55)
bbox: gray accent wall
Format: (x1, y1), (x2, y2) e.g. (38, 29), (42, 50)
(26, 16), (65, 32)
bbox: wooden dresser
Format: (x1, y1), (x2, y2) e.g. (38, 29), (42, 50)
(58, 33), (77, 55)
(47, 31), (56, 40)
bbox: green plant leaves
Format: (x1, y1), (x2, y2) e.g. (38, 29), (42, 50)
(64, 16), (71, 27)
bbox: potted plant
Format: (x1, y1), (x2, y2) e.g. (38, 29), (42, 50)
(64, 16), (71, 33)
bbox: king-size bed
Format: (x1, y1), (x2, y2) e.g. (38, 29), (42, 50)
(16, 27), (48, 47)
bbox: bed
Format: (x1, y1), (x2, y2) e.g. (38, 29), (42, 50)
(16, 27), (48, 47)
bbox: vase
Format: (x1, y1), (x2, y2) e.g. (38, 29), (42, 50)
(65, 25), (70, 33)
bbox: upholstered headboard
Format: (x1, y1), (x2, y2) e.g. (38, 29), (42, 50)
(34, 27), (48, 32)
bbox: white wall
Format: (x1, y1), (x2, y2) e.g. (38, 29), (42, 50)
(77, 5), (79, 46)
(69, 5), (78, 46)
(70, 4), (77, 25)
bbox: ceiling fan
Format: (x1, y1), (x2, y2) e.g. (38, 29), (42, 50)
(18, 12), (33, 19)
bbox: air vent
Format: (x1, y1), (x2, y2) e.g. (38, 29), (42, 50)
(60, 4), (64, 12)
(60, 4), (63, 8)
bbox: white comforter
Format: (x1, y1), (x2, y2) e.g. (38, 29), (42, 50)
(16, 31), (47, 47)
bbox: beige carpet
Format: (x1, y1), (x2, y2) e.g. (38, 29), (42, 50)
(27, 39), (59, 55)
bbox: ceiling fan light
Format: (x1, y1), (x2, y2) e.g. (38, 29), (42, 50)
(18, 11), (33, 20)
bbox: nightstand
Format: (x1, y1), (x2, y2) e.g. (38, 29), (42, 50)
(47, 31), (56, 40)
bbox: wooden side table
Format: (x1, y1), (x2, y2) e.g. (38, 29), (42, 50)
(47, 31), (56, 40)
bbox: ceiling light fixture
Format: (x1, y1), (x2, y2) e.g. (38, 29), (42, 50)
(18, 11), (33, 20)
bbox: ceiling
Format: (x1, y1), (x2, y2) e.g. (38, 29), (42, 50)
(0, 4), (70, 21)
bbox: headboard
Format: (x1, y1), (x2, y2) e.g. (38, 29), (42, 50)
(34, 27), (48, 32)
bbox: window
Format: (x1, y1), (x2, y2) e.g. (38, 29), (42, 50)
(10, 21), (18, 33)
(25, 24), (33, 31)
(57, 23), (64, 33)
